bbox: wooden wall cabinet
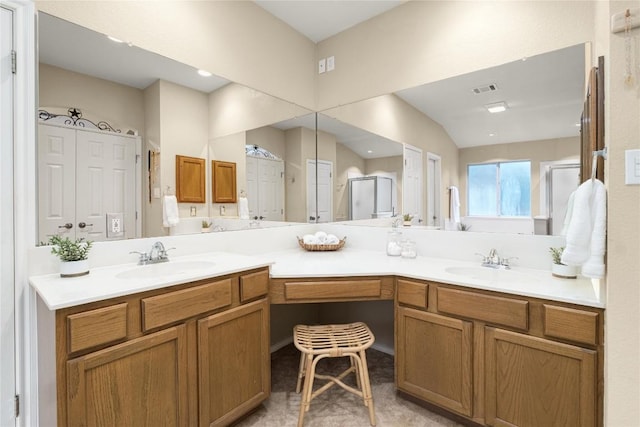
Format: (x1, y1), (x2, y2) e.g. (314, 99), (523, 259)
(176, 155), (206, 203)
(54, 267), (270, 427)
(212, 160), (237, 203)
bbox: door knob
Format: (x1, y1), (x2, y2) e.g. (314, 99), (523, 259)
(58, 223), (73, 229)
(78, 222), (93, 229)
(309, 216), (316, 221)
(259, 216), (265, 220)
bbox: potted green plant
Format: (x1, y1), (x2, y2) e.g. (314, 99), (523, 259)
(402, 214), (413, 226)
(49, 235), (93, 277)
(201, 220), (212, 233)
(549, 247), (578, 279)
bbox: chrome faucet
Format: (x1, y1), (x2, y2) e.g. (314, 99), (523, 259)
(476, 249), (517, 270)
(130, 241), (175, 265)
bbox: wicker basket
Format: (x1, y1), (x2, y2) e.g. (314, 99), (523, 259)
(297, 236), (346, 252)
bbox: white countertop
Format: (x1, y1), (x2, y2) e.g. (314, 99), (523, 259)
(30, 252), (274, 310)
(268, 248), (604, 308)
(30, 248), (604, 311)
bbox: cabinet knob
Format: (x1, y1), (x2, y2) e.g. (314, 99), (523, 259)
(58, 223), (73, 229)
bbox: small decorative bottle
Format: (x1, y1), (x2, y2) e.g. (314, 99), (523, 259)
(386, 230), (403, 256)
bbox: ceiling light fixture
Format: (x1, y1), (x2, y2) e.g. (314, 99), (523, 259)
(107, 35), (124, 43)
(485, 101), (508, 113)
(367, 150), (373, 154)
(197, 69), (212, 77)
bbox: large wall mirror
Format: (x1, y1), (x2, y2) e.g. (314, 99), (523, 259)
(36, 12), (312, 243)
(320, 43), (587, 236)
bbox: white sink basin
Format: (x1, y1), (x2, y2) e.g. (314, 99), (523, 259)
(116, 260), (215, 280)
(444, 266), (527, 282)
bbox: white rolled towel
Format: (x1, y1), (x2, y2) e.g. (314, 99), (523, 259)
(314, 231), (328, 243)
(325, 234), (339, 245)
(238, 197), (250, 220)
(303, 234), (319, 245)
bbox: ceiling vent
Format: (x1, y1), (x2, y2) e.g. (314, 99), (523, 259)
(472, 83), (498, 94)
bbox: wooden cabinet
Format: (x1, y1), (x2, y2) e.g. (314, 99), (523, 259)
(176, 155), (206, 203)
(485, 327), (597, 427)
(53, 267), (270, 427)
(212, 160), (237, 203)
(198, 298), (270, 427)
(66, 326), (189, 427)
(395, 278), (603, 427)
(396, 306), (473, 417)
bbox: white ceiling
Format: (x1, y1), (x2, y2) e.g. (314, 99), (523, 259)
(38, 4), (585, 157)
(254, 0), (404, 43)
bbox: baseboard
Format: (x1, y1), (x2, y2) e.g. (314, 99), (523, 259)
(371, 342), (394, 356)
(270, 336), (293, 353)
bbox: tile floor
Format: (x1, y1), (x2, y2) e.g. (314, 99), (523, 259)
(234, 344), (463, 426)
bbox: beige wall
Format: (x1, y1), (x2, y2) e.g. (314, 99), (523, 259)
(143, 81), (162, 237)
(316, 1), (596, 110)
(159, 80), (210, 221)
(458, 137), (580, 216)
(38, 63), (144, 133)
(601, 1), (640, 424)
(246, 126), (287, 161)
(36, 1), (316, 109)
(208, 83), (311, 139)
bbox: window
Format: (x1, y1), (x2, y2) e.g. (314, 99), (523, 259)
(467, 161), (531, 217)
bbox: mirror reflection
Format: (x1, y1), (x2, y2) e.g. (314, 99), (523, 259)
(322, 43), (586, 235)
(37, 12), (310, 242)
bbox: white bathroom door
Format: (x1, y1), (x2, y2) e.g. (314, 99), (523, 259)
(258, 158), (284, 221)
(0, 6), (16, 425)
(38, 124), (77, 241)
(403, 144), (423, 222)
(76, 130), (136, 241)
(245, 156), (259, 219)
(307, 160), (333, 223)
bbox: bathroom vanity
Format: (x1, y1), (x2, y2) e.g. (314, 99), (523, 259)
(31, 246), (604, 427)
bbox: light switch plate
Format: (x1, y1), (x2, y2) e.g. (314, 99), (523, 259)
(318, 58), (326, 74)
(106, 213), (124, 238)
(625, 149), (640, 185)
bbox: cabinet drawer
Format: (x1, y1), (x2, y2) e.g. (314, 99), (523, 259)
(544, 305), (599, 346)
(240, 269), (269, 303)
(67, 303), (128, 353)
(285, 279), (381, 300)
(437, 288), (528, 330)
(141, 279), (232, 331)
(397, 279), (428, 309)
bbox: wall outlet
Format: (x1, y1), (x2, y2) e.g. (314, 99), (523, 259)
(106, 213), (124, 238)
(327, 56), (335, 72)
(111, 217), (121, 233)
(190, 206), (197, 216)
(318, 58), (326, 74)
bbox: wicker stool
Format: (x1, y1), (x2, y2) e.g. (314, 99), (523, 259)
(293, 322), (376, 427)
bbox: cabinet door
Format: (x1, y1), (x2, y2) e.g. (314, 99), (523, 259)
(396, 306), (473, 416)
(198, 298), (270, 427)
(485, 327), (596, 427)
(66, 325), (188, 427)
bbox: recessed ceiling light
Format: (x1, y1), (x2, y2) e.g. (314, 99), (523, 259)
(198, 69), (212, 77)
(485, 101), (507, 113)
(489, 133), (496, 137)
(107, 35), (124, 43)
(367, 150), (373, 154)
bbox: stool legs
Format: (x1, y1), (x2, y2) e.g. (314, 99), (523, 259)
(295, 351), (376, 427)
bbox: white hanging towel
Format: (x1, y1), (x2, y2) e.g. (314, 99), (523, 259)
(162, 195), (180, 227)
(561, 179), (607, 279)
(238, 196), (250, 220)
(449, 186), (461, 223)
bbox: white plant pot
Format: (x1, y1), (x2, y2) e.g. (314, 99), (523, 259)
(403, 221), (412, 227)
(202, 227), (211, 233)
(551, 263), (578, 279)
(60, 260), (90, 278)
